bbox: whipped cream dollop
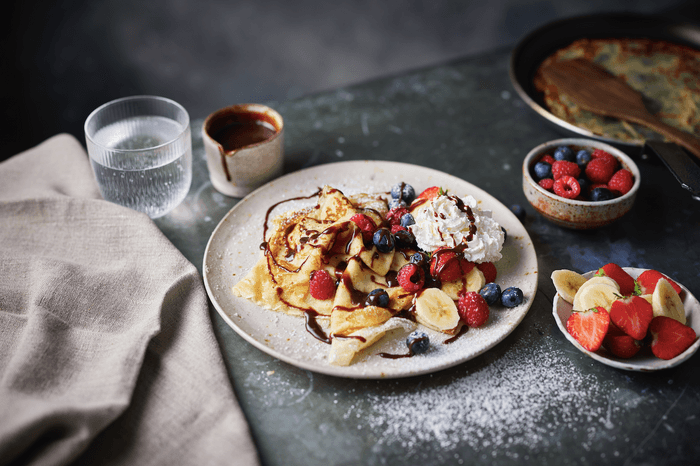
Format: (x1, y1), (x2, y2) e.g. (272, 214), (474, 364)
(408, 194), (505, 263)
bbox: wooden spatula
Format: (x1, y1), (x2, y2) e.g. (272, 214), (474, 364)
(540, 58), (700, 160)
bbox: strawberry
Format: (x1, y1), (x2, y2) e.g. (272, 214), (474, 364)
(603, 332), (642, 359)
(457, 291), (490, 327)
(309, 269), (336, 300)
(553, 176), (581, 199)
(637, 269), (683, 295)
(476, 262), (497, 284)
(566, 306), (610, 352)
(415, 186), (445, 201)
(591, 149), (619, 170)
(397, 263), (425, 292)
(430, 248), (474, 282)
(538, 178), (554, 191)
(607, 169), (634, 195)
(595, 263), (636, 296)
(350, 213), (376, 243)
(585, 158), (616, 184)
(649, 316), (697, 360)
(609, 295), (654, 340)
(551, 160), (581, 180)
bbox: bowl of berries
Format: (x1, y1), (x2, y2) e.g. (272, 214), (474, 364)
(522, 138), (640, 229)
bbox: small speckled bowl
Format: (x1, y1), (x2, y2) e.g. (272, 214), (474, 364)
(523, 138), (640, 229)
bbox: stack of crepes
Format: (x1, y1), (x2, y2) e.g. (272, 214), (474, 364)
(233, 186), (488, 365)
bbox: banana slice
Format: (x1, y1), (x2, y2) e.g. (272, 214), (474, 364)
(578, 276), (620, 293)
(651, 278), (686, 324)
(551, 269), (588, 304)
(442, 267), (486, 300)
(573, 282), (619, 312)
(414, 288), (461, 333)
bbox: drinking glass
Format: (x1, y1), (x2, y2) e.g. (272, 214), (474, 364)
(84, 95), (192, 218)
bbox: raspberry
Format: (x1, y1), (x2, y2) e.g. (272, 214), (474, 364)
(430, 248), (474, 282)
(386, 207), (409, 226)
(309, 269), (336, 300)
(553, 175), (581, 199)
(540, 154), (556, 165)
(350, 214), (376, 242)
(457, 291), (490, 328)
(538, 178), (554, 191)
(397, 263), (425, 292)
(607, 169), (634, 195)
(591, 149), (619, 170)
(585, 158), (616, 184)
(390, 224), (406, 233)
(551, 160), (581, 180)
(476, 262), (497, 284)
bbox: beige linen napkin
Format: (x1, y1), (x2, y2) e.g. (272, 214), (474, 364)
(0, 134), (260, 466)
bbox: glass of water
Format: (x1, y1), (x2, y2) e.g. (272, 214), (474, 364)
(84, 95), (192, 218)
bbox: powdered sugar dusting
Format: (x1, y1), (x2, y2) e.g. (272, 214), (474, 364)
(363, 335), (618, 456)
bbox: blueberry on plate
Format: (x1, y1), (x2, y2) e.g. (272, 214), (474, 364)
(479, 283), (501, 306)
(409, 251), (429, 267)
(402, 184), (416, 204)
(533, 161), (553, 180)
(372, 228), (395, 253)
(406, 330), (430, 354)
(393, 229), (416, 248)
(553, 146), (575, 162)
(510, 204), (526, 221)
(388, 198), (407, 210)
(590, 187), (615, 202)
(390, 183), (403, 199)
(365, 288), (390, 308)
(501, 287), (524, 307)
(400, 213), (415, 227)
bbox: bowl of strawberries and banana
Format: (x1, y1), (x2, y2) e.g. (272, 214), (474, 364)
(523, 138), (640, 229)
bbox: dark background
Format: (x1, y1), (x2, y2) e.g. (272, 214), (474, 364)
(4, 0), (700, 161)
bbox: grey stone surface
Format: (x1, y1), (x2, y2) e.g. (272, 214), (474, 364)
(154, 47), (700, 466)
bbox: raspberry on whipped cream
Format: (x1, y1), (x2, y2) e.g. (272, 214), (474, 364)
(408, 194), (504, 263)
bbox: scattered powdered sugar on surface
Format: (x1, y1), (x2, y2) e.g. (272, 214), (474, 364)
(362, 335), (618, 455)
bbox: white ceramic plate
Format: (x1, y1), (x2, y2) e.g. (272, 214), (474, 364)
(553, 267), (700, 371)
(203, 161), (538, 379)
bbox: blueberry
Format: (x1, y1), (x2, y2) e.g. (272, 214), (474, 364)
(388, 198), (407, 210)
(402, 184), (416, 204)
(590, 187), (615, 202)
(533, 161), (553, 180)
(372, 228), (395, 253)
(406, 330), (430, 355)
(501, 287), (524, 307)
(553, 146), (575, 162)
(400, 213), (415, 228)
(409, 251), (429, 267)
(393, 229), (416, 248)
(479, 283), (502, 306)
(365, 288), (390, 308)
(390, 183), (403, 199)
(510, 204), (526, 221)
(577, 177), (590, 196)
(575, 149), (591, 166)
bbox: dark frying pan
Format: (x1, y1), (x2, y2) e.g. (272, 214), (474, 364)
(509, 13), (700, 198)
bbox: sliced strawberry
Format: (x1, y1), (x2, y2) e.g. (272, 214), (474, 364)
(609, 296), (654, 340)
(430, 248), (474, 282)
(476, 261), (497, 284)
(603, 333), (642, 359)
(416, 186), (444, 201)
(566, 306), (610, 352)
(637, 269), (683, 295)
(649, 316), (697, 360)
(595, 263), (636, 296)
